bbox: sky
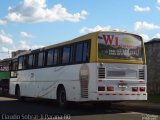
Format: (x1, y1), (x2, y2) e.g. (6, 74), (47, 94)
(0, 0), (160, 59)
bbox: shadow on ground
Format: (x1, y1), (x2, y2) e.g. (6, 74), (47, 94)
(0, 97), (159, 117)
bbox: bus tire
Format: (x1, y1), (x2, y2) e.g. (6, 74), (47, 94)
(57, 86), (68, 108)
(15, 86), (24, 102)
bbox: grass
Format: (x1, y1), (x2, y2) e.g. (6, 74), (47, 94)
(148, 94), (160, 103)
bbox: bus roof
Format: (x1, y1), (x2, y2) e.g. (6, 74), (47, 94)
(45, 31), (142, 49)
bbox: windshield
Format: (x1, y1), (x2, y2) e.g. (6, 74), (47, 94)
(98, 32), (144, 61)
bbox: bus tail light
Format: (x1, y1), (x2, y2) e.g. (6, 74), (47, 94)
(98, 86), (105, 91)
(132, 87), (138, 92)
(98, 80), (102, 82)
(140, 87), (145, 92)
(107, 86), (114, 91)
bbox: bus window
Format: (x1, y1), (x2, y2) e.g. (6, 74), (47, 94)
(18, 56), (23, 70)
(58, 48), (63, 65)
(12, 61), (18, 71)
(23, 55), (28, 69)
(98, 33), (144, 61)
(82, 42), (90, 62)
(11, 59), (18, 78)
(33, 53), (38, 67)
(70, 45), (74, 64)
(28, 54), (33, 68)
(54, 49), (58, 65)
(75, 43), (83, 63)
(62, 46), (70, 64)
(46, 49), (54, 66)
(38, 52), (44, 67)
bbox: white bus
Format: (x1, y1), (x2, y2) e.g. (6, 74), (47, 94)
(9, 31), (147, 107)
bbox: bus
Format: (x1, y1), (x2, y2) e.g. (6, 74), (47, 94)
(0, 58), (11, 95)
(9, 31), (147, 107)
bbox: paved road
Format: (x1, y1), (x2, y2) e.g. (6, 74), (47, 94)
(0, 97), (159, 120)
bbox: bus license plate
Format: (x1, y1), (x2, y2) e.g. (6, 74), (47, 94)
(118, 83), (127, 91)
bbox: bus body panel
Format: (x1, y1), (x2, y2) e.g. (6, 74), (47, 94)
(9, 78), (18, 95)
(10, 63), (96, 101)
(10, 63), (147, 101)
(94, 63), (147, 101)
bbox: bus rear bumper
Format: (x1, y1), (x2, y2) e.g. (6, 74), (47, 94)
(90, 92), (147, 101)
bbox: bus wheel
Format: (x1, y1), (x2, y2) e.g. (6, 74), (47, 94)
(15, 86), (24, 101)
(57, 86), (67, 108)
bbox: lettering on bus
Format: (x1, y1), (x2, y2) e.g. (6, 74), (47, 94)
(102, 35), (137, 49)
(98, 33), (143, 60)
(102, 35), (119, 47)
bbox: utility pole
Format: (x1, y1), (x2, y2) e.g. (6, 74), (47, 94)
(0, 51), (11, 59)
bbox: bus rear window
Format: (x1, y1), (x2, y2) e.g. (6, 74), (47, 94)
(98, 32), (144, 61)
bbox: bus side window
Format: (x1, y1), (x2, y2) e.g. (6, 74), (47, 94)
(12, 59), (18, 71)
(70, 45), (74, 64)
(23, 55), (28, 69)
(38, 52), (44, 67)
(33, 53), (38, 68)
(58, 48), (63, 65)
(28, 54), (33, 69)
(46, 49), (54, 66)
(83, 41), (90, 62)
(14, 61), (18, 71)
(62, 46), (71, 64)
(53, 49), (58, 65)
(11, 59), (18, 78)
(18, 56), (23, 70)
(75, 43), (83, 63)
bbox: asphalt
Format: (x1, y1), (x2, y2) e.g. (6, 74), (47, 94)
(0, 97), (160, 120)
(114, 101), (160, 115)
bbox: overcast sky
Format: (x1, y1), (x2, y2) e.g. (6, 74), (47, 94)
(0, 0), (160, 59)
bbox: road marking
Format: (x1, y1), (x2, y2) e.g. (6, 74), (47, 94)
(120, 112), (143, 115)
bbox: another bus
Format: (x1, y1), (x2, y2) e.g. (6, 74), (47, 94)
(9, 31), (147, 107)
(0, 58), (11, 95)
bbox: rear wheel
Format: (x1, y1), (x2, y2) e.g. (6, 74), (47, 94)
(15, 86), (25, 101)
(57, 86), (68, 108)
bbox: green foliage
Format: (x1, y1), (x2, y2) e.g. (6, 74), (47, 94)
(148, 94), (160, 103)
